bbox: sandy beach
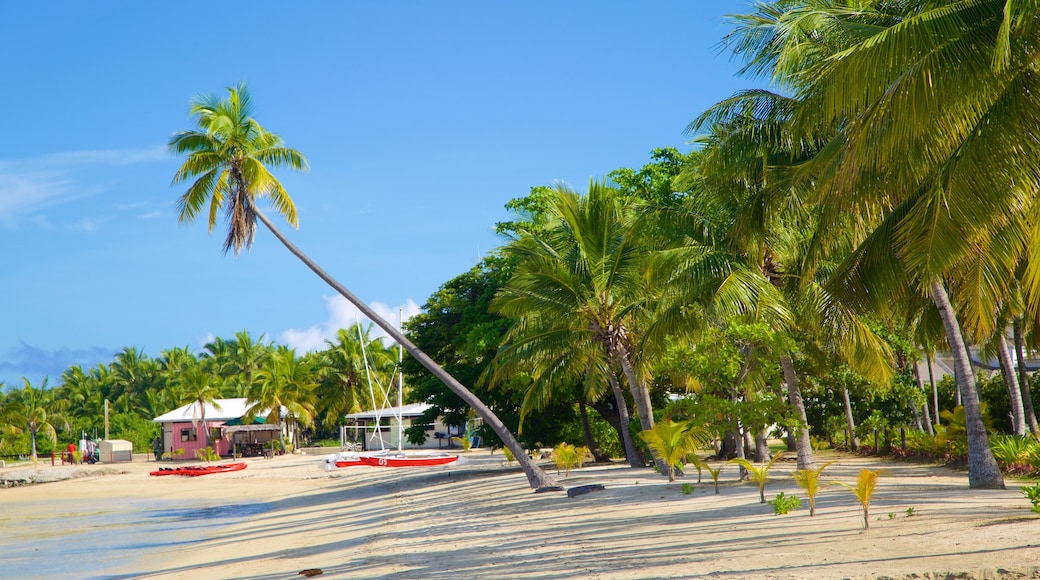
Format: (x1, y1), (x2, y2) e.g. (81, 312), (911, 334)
(2, 451), (1039, 579)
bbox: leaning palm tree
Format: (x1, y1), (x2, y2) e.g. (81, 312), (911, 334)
(170, 83), (558, 490)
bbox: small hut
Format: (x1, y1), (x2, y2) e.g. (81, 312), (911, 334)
(152, 398), (280, 459)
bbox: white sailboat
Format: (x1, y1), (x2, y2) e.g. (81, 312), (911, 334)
(324, 310), (459, 470)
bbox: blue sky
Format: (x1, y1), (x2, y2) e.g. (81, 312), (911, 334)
(0, 1), (749, 388)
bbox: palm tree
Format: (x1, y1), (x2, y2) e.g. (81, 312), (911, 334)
(315, 325), (384, 437)
(245, 347), (316, 451)
(6, 378), (67, 461)
(169, 82), (559, 490)
(724, 0), (1034, 489)
(493, 180), (673, 474)
(177, 363), (224, 450)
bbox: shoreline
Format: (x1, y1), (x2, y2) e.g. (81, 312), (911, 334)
(3, 451), (1039, 579)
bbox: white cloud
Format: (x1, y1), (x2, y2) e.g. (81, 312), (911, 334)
(279, 294), (421, 353)
(0, 146), (168, 223)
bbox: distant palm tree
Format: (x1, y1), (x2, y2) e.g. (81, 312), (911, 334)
(6, 378), (68, 461)
(169, 82), (559, 490)
(245, 347), (316, 451)
(177, 364), (223, 450)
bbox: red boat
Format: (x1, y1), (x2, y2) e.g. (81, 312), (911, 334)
(150, 462), (247, 477)
(359, 453), (458, 467)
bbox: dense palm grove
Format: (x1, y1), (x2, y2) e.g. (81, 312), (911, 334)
(6, 1), (1040, 489)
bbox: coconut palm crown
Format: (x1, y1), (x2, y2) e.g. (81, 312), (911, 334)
(169, 82), (308, 255)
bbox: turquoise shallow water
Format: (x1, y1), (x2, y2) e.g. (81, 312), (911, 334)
(0, 497), (271, 579)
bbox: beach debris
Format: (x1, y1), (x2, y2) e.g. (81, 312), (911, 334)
(567, 484), (605, 498)
(298, 569), (323, 577)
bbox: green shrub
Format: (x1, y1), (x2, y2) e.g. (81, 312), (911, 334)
(769, 492), (801, 515)
(1021, 483), (1040, 513)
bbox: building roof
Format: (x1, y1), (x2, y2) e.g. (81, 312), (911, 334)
(345, 402), (432, 421)
(152, 398), (264, 423)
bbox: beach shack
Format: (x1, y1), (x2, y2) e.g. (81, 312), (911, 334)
(343, 403), (467, 451)
(152, 398), (280, 459)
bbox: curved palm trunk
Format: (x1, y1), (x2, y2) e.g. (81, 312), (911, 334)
(780, 354), (815, 470)
(607, 369), (644, 468)
(929, 280), (1004, 489)
(255, 209), (560, 490)
(996, 332), (1027, 436)
(1013, 318), (1038, 433)
(613, 344), (672, 475)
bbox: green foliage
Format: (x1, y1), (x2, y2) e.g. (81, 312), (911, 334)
(682, 483), (695, 495)
(768, 492), (801, 515)
(502, 445), (515, 464)
(990, 435), (1034, 469)
(1020, 483), (1040, 514)
(194, 446), (220, 462)
(404, 423), (429, 447)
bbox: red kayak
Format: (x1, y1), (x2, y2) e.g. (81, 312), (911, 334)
(150, 462), (247, 477)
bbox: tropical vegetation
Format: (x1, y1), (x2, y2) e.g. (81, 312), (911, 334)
(5, 2), (1040, 500)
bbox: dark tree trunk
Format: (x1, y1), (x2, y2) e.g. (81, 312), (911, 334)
(929, 280), (1004, 489)
(255, 209), (560, 490)
(578, 398), (610, 463)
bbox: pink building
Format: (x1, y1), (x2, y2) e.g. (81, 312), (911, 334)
(152, 398), (280, 459)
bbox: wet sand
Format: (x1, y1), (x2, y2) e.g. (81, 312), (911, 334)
(2, 451), (1039, 579)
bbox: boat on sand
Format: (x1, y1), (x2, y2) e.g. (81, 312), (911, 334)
(149, 462), (247, 477)
(323, 451), (459, 469)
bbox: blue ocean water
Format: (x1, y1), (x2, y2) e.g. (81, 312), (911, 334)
(1, 497), (271, 579)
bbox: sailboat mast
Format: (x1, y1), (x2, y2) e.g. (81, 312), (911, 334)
(397, 308), (404, 453)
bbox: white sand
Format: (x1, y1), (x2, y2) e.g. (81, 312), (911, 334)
(2, 451), (1039, 579)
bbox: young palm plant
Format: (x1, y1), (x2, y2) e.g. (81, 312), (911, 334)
(792, 461), (833, 517)
(833, 468), (882, 530)
(639, 418), (708, 482)
(730, 450), (784, 503)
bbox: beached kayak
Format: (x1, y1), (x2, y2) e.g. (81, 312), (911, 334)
(149, 462), (247, 477)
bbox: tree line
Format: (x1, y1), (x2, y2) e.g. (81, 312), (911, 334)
(6, 1), (1040, 492)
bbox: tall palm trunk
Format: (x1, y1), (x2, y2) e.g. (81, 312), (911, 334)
(912, 362), (934, 435)
(1013, 318), (1038, 433)
(606, 363), (642, 467)
(780, 354), (815, 470)
(929, 280), (1004, 489)
(996, 332), (1027, 436)
(926, 351), (940, 423)
(255, 208), (560, 490)
(842, 385), (860, 450)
